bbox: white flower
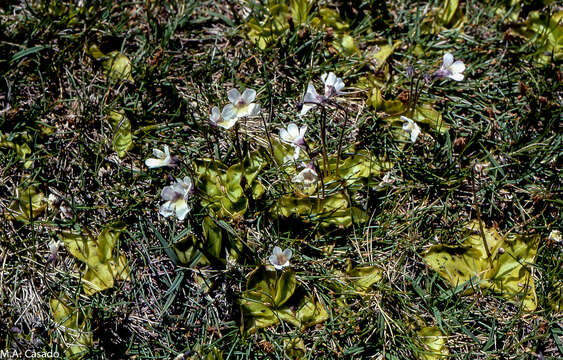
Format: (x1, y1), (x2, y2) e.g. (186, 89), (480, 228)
(321, 72), (345, 97)
(159, 176), (193, 221)
(300, 82), (325, 116)
(145, 145), (177, 168)
(280, 123), (307, 146)
(292, 167), (318, 184)
(436, 52), (465, 81)
(220, 88), (261, 128)
(401, 116), (421, 143)
(299, 72), (345, 116)
(46, 239), (62, 262)
(269, 246), (292, 270)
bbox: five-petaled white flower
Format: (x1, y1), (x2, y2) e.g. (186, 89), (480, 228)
(321, 72), (345, 98)
(435, 52), (465, 81)
(145, 145), (178, 169)
(292, 164), (318, 184)
(300, 72), (345, 116)
(280, 123), (307, 159)
(220, 88), (260, 129)
(401, 116), (421, 143)
(269, 246), (292, 270)
(159, 176), (193, 221)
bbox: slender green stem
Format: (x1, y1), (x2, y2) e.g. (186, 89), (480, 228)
(320, 106), (329, 178)
(471, 166), (494, 268)
(334, 102), (349, 175)
(234, 123), (246, 183)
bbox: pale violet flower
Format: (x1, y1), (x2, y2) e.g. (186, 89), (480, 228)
(401, 116), (421, 143)
(269, 246), (292, 270)
(220, 88), (261, 128)
(159, 176), (193, 221)
(280, 123), (307, 159)
(321, 72), (345, 97)
(292, 164), (318, 184)
(299, 72), (345, 116)
(300, 82), (325, 116)
(280, 123), (307, 147)
(435, 53), (465, 81)
(145, 145), (178, 169)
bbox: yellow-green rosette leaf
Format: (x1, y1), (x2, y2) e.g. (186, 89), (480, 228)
(485, 233), (540, 311)
(295, 296), (329, 328)
(0, 132), (32, 166)
(290, 0), (313, 26)
(202, 216), (223, 259)
(283, 337), (306, 359)
(413, 104), (449, 134)
(108, 110), (133, 158)
(424, 221), (539, 311)
(274, 270), (297, 307)
(7, 186), (46, 221)
(59, 225), (130, 295)
(89, 44), (134, 82)
(367, 40), (401, 72)
(346, 265), (383, 292)
(49, 298), (92, 358)
(416, 326), (449, 360)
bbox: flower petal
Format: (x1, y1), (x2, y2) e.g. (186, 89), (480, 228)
(159, 201), (174, 217)
(292, 168), (318, 184)
(292, 146), (301, 160)
(161, 186), (177, 200)
(448, 72), (464, 81)
(221, 104), (237, 121)
(210, 106), (221, 124)
(273, 246), (283, 255)
(280, 128), (291, 142)
(299, 125), (307, 138)
(247, 103), (261, 116)
(333, 77), (345, 93)
(152, 148), (165, 158)
(282, 248), (293, 260)
(269, 254), (279, 266)
(287, 123), (299, 139)
(174, 200), (190, 220)
(217, 117), (238, 130)
(227, 88), (241, 104)
(322, 72), (336, 87)
(442, 52), (454, 68)
(182, 176), (193, 193)
(145, 158), (166, 168)
(300, 103), (315, 116)
(304, 83), (320, 104)
(448, 60), (465, 74)
(241, 88), (256, 104)
(410, 122), (421, 143)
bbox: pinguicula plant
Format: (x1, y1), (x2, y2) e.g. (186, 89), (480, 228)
(298, 72), (350, 180)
